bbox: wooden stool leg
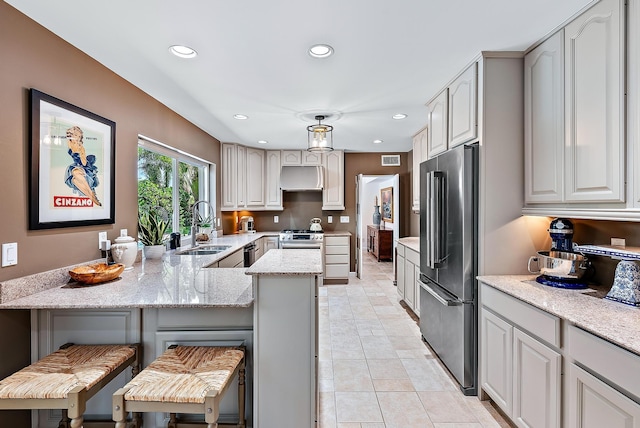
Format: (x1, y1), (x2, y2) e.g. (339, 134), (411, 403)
(69, 416), (83, 428)
(168, 413), (178, 428)
(238, 361), (246, 428)
(58, 410), (70, 428)
(112, 386), (128, 428)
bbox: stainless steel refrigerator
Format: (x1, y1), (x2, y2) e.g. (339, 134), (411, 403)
(419, 143), (478, 396)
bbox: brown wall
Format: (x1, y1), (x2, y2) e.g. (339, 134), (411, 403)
(0, 2), (221, 282)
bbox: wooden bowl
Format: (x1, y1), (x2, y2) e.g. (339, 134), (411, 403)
(69, 263), (125, 285)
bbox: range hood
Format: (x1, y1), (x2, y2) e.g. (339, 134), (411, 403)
(279, 165), (324, 191)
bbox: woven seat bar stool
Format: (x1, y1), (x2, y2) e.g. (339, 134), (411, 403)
(113, 345), (245, 428)
(0, 342), (141, 428)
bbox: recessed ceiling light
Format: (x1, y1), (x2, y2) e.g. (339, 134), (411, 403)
(373, 139), (384, 144)
(257, 140), (268, 144)
(392, 113), (407, 120)
(169, 45), (197, 58)
(309, 44), (334, 58)
(233, 114), (249, 120)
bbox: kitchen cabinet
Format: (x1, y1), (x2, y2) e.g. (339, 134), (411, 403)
(412, 127), (428, 212)
(281, 150), (322, 166)
(322, 150), (345, 210)
(324, 235), (349, 282)
(448, 63), (477, 148)
(263, 236), (278, 254)
(34, 308), (141, 427)
(367, 226), (393, 262)
(567, 324), (640, 428)
(524, 30), (565, 204)
(395, 242), (419, 315)
(480, 283), (561, 427)
(221, 143), (265, 211)
(265, 150), (282, 209)
(255, 237), (264, 260)
(426, 89), (448, 159)
(523, 0), (627, 217)
(210, 247), (245, 268)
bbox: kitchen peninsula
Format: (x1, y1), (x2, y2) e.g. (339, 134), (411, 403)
(0, 234), (322, 428)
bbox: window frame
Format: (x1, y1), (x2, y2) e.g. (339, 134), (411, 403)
(137, 135), (215, 237)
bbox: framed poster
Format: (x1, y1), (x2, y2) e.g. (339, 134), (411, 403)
(381, 186), (393, 223)
(29, 89), (116, 229)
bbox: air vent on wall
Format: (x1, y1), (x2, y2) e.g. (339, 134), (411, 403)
(381, 155), (400, 166)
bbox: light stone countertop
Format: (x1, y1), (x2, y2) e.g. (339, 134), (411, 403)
(245, 249), (323, 276)
(0, 232), (281, 309)
(397, 237), (419, 253)
(478, 275), (640, 356)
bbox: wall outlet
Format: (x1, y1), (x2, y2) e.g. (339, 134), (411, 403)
(327, 216), (333, 223)
(1, 242), (17, 267)
(611, 238), (626, 247)
(98, 231), (107, 249)
(274, 215), (279, 223)
(340, 216), (350, 223)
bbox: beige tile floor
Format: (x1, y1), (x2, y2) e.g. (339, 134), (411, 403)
(318, 252), (514, 428)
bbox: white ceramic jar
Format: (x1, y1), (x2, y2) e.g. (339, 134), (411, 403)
(111, 235), (138, 269)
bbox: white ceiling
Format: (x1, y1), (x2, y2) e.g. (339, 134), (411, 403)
(6, 0), (594, 153)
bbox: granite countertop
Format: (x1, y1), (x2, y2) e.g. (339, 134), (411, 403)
(246, 249), (323, 276)
(397, 237), (419, 253)
(478, 275), (640, 356)
(0, 232), (280, 309)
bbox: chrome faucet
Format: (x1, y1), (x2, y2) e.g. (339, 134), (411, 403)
(191, 200), (215, 247)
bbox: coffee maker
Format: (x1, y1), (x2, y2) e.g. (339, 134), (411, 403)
(240, 216), (255, 233)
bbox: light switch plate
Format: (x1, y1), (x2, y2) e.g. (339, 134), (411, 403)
(611, 238), (626, 247)
(328, 216), (333, 223)
(2, 242), (17, 267)
(98, 231), (107, 249)
(340, 216), (349, 223)
(274, 215), (279, 223)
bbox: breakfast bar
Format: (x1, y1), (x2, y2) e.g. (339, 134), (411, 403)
(0, 239), (322, 428)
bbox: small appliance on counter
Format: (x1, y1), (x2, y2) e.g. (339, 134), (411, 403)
(309, 218), (323, 232)
(574, 243), (640, 306)
(239, 216), (255, 234)
(527, 218), (591, 289)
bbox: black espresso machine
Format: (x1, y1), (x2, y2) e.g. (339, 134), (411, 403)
(528, 218), (591, 289)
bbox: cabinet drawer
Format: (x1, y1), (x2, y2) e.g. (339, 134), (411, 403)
(326, 254), (349, 264)
(325, 264), (349, 278)
(568, 325), (640, 400)
(325, 245), (348, 255)
(406, 248), (420, 266)
(396, 243), (405, 257)
(481, 283), (561, 348)
(325, 236), (349, 246)
(217, 249), (244, 268)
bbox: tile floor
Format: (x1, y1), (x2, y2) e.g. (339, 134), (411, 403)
(318, 252), (513, 428)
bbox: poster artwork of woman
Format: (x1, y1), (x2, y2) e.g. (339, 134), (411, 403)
(64, 125), (101, 206)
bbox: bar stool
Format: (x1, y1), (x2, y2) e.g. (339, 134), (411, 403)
(113, 345), (245, 428)
(0, 342), (141, 428)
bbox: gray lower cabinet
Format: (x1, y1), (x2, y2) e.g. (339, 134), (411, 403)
(480, 283), (561, 428)
(34, 308), (141, 427)
(481, 282), (640, 428)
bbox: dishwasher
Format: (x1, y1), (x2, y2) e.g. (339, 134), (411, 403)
(243, 242), (258, 267)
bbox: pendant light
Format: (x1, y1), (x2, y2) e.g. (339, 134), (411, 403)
(307, 115), (334, 152)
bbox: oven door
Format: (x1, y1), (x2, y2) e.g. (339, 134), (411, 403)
(279, 240), (322, 249)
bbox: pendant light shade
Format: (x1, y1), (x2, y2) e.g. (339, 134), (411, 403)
(307, 115), (334, 152)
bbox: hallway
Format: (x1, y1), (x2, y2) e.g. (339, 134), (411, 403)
(318, 252), (512, 427)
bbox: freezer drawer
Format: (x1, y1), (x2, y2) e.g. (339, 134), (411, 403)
(419, 279), (477, 395)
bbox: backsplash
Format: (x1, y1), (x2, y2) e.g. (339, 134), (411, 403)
(220, 192), (351, 234)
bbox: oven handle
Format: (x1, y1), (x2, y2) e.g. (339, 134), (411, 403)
(279, 243), (323, 249)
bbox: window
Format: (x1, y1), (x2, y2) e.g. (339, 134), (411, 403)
(137, 136), (214, 236)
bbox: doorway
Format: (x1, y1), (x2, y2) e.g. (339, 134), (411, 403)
(355, 174), (400, 278)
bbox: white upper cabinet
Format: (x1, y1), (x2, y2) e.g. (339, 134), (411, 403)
(412, 127), (428, 212)
(281, 150), (302, 165)
(564, 0), (624, 203)
(322, 150), (345, 210)
(221, 143), (238, 209)
(524, 30), (565, 204)
(265, 150), (282, 209)
(448, 63), (477, 148)
(302, 151), (322, 165)
(236, 145), (247, 207)
(427, 89), (448, 158)
(246, 148), (265, 207)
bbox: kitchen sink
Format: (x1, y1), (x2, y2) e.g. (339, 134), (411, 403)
(176, 245), (232, 256)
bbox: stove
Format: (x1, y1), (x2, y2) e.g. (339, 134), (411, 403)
(279, 229), (324, 249)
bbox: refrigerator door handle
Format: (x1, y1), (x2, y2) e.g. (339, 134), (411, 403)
(419, 279), (461, 306)
(427, 171), (445, 269)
